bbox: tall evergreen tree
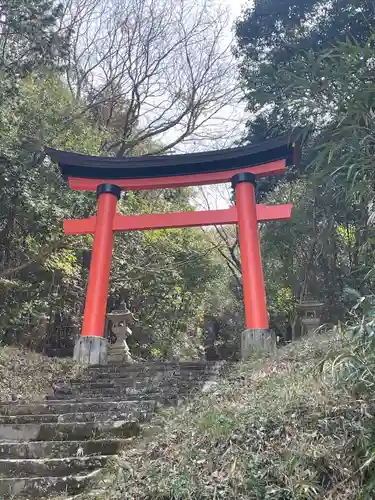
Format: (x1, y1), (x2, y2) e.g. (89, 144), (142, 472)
(236, 0), (375, 140)
(0, 0), (69, 77)
(234, 0), (375, 334)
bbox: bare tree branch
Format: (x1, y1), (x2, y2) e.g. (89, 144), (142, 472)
(61, 0), (242, 154)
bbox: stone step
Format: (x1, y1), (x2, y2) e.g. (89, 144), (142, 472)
(72, 379), (206, 391)
(0, 469), (101, 497)
(91, 360), (215, 367)
(68, 388), (193, 401)
(0, 439), (132, 459)
(73, 384), (195, 395)
(0, 361), (222, 498)
(0, 420), (140, 442)
(0, 409), (153, 424)
(0, 399), (158, 416)
(86, 361), (224, 374)
(0, 455), (110, 478)
(46, 392), (181, 403)
(71, 371), (211, 384)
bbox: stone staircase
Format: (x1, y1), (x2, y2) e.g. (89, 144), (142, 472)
(0, 361), (224, 498)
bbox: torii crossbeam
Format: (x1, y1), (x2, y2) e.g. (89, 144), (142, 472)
(64, 204), (292, 234)
(47, 134), (297, 363)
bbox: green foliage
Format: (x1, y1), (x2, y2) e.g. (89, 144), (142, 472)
(0, 0), (234, 357)
(318, 294), (375, 497)
(236, 0), (375, 136)
(0, 0), (69, 77)
(0, 70), (105, 349)
(235, 0), (375, 336)
(0, 74), (228, 357)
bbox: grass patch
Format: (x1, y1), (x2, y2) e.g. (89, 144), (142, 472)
(88, 333), (375, 499)
(0, 346), (81, 402)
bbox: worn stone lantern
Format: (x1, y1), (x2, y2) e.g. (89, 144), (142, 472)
(105, 304), (134, 363)
(296, 298), (324, 337)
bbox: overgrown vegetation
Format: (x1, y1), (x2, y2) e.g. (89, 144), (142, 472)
(80, 326), (375, 499)
(0, 346), (79, 402)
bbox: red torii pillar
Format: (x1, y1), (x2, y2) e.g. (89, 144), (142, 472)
(69, 179), (291, 363)
(73, 184), (121, 363)
(232, 173), (268, 330)
(232, 173), (275, 355)
(81, 185), (121, 338)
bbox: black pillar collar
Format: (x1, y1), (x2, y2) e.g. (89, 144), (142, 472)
(96, 183), (121, 199)
(231, 172), (256, 190)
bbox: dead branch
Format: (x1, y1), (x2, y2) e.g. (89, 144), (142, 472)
(61, 0), (241, 154)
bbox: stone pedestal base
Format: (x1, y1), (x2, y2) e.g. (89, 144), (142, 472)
(241, 328), (276, 360)
(73, 336), (108, 365)
(108, 342), (133, 363)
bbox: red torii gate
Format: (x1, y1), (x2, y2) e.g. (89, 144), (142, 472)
(47, 135), (297, 363)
